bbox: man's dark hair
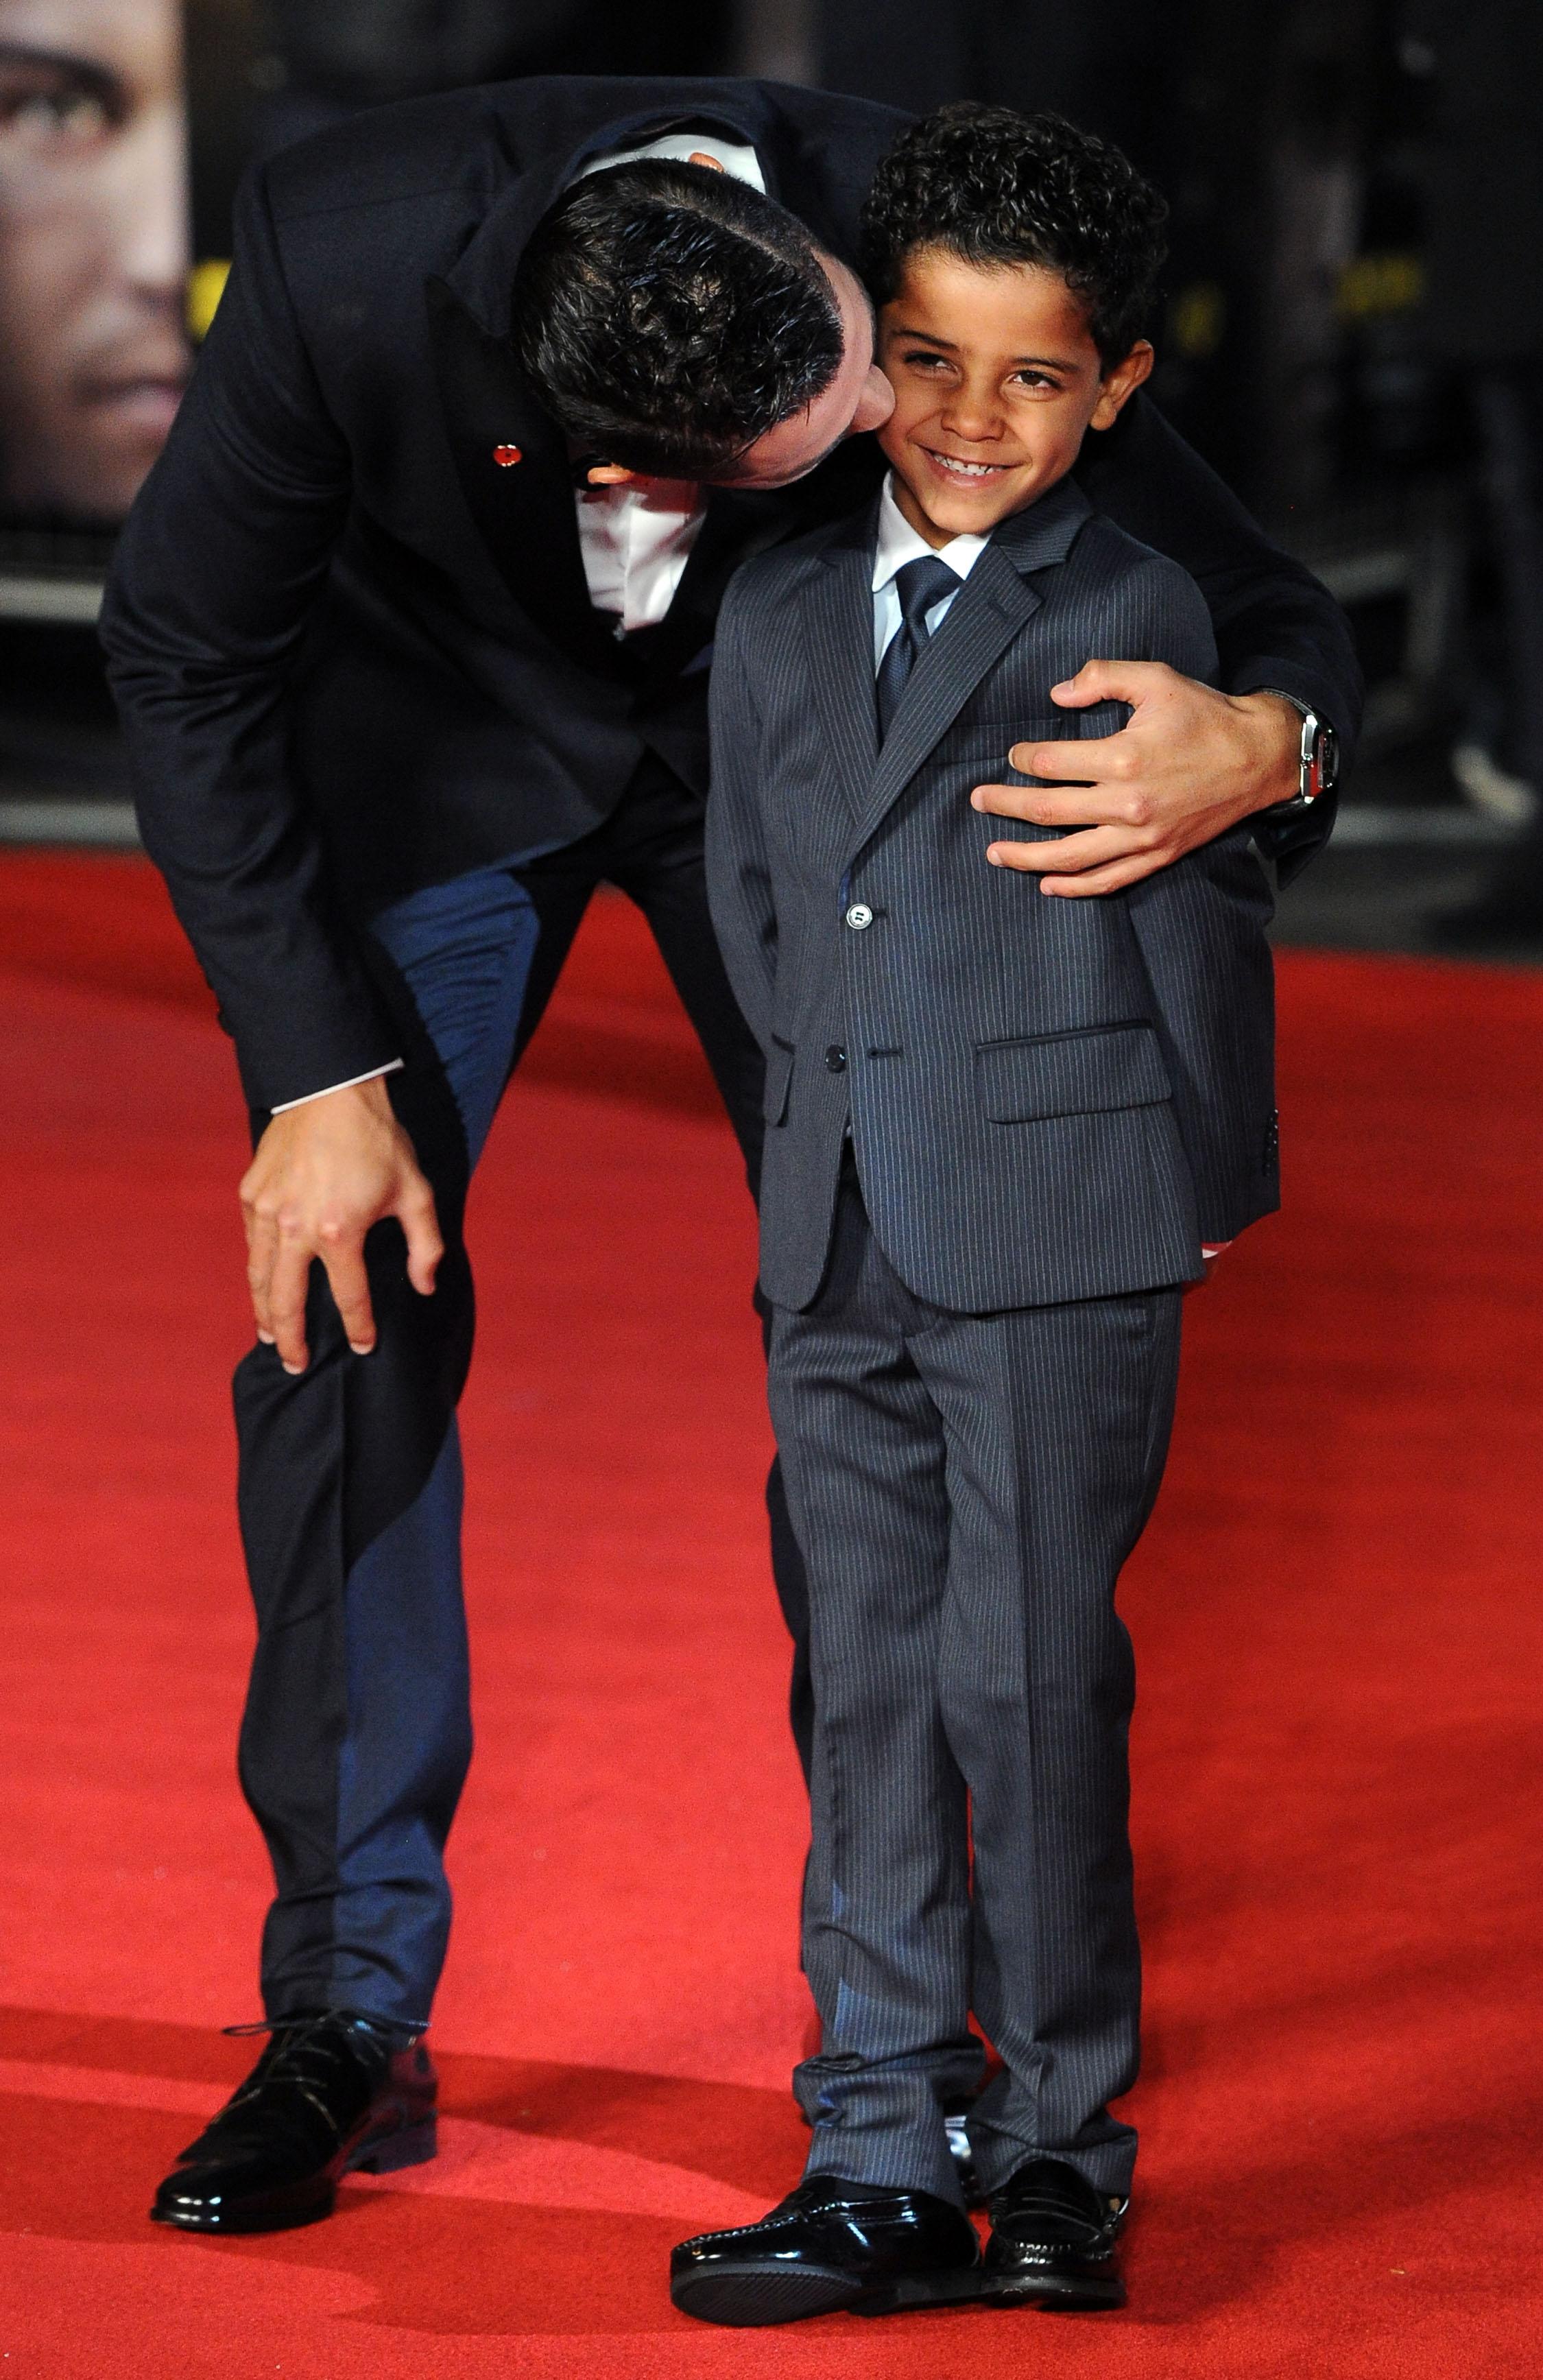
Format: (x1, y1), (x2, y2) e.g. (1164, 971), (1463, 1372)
(860, 106), (1168, 367)
(512, 160), (845, 478)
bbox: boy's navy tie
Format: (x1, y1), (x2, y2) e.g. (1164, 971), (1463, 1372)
(876, 554), (961, 737)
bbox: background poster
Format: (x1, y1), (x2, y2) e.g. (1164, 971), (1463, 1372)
(0, 0), (191, 536)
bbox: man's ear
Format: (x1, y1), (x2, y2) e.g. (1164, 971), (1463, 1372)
(1088, 340), (1154, 431)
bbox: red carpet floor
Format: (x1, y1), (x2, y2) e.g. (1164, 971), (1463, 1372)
(1, 853), (1540, 2378)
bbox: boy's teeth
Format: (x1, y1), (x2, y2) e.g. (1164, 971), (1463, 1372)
(933, 454), (999, 477)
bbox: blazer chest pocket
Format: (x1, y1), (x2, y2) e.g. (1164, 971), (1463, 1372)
(944, 702), (1132, 759)
(975, 1021), (1171, 1123)
(764, 1037), (795, 1126)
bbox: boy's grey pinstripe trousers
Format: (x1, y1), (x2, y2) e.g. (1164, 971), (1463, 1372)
(769, 1156), (1183, 2205)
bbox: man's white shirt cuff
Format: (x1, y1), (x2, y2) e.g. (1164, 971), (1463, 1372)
(270, 1060), (403, 1114)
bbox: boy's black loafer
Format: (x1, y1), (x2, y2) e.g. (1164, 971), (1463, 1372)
(671, 2176), (983, 2326)
(151, 2012), (437, 2234)
(982, 2156), (1128, 2309)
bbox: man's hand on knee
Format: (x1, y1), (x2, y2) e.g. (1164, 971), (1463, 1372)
(239, 1075), (444, 1375)
(970, 665), (1302, 896)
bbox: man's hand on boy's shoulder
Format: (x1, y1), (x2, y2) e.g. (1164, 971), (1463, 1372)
(970, 663), (1302, 897)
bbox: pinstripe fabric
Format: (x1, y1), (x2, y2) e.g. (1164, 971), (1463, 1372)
(771, 1159), (1182, 2202)
(705, 475), (1279, 1317)
(706, 479), (1280, 2203)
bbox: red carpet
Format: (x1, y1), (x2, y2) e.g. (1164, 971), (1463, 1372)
(1, 853), (1540, 2377)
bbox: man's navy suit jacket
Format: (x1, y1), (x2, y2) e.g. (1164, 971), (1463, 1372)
(99, 75), (1356, 1115)
(705, 479), (1279, 1315)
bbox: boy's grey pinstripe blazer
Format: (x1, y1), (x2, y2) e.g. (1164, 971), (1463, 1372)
(705, 475), (1280, 1315)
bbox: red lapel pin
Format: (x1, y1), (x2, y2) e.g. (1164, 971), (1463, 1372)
(492, 444), (522, 468)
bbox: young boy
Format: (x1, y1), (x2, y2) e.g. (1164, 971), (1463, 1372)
(675, 106), (1280, 2327)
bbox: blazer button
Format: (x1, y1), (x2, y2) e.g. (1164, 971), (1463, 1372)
(845, 902), (874, 930)
(824, 1045), (848, 1073)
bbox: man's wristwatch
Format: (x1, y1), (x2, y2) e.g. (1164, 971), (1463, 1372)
(1260, 692), (1339, 815)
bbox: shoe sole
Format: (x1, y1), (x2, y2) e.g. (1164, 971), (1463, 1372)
(985, 2268), (1125, 2312)
(149, 2115), (438, 2235)
(346, 2115), (438, 2178)
(672, 2260), (984, 2329)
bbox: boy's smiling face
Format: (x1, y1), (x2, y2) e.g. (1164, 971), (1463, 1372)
(876, 246), (1153, 548)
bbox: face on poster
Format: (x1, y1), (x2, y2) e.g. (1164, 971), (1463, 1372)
(0, 0), (191, 523)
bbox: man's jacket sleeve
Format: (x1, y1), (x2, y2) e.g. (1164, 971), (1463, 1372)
(1077, 392), (1364, 883)
(99, 162), (396, 1113)
(704, 580), (778, 1054)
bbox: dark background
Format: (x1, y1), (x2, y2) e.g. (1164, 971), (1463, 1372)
(3, 0), (1541, 958)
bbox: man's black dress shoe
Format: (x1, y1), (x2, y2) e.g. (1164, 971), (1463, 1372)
(671, 2176), (983, 2327)
(151, 2012), (437, 2234)
(982, 2156), (1128, 2309)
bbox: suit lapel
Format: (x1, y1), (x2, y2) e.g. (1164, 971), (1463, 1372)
(633, 489), (781, 688)
(845, 477), (1096, 854)
(803, 527), (882, 812)
(424, 275), (623, 676)
(846, 549), (1040, 852)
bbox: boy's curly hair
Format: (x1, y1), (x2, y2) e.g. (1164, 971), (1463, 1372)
(860, 105), (1168, 366)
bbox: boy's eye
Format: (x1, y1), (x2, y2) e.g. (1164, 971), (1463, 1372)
(1009, 370), (1060, 392)
(900, 348), (953, 373)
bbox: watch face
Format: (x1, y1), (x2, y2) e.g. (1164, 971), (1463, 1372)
(1312, 724), (1339, 798)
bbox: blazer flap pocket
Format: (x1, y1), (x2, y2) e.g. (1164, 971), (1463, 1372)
(975, 1023), (1171, 1123)
(764, 1036), (795, 1125)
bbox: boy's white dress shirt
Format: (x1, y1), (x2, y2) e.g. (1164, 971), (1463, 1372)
(870, 473), (987, 662)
